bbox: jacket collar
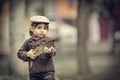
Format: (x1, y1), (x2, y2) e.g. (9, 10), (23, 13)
(31, 35), (45, 41)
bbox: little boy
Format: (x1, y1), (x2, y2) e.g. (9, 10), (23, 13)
(17, 16), (56, 80)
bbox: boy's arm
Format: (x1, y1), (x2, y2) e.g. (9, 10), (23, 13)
(17, 41), (32, 61)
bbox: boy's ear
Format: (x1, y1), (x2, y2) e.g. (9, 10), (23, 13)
(30, 26), (34, 31)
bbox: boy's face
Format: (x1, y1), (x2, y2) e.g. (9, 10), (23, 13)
(30, 23), (47, 37)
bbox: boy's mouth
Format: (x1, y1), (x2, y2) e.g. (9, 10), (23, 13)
(40, 32), (44, 35)
(39, 33), (45, 35)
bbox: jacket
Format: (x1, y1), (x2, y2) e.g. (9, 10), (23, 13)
(17, 35), (56, 74)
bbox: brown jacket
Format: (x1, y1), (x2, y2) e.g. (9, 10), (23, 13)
(17, 35), (56, 74)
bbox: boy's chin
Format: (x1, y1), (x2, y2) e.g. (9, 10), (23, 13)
(38, 34), (45, 37)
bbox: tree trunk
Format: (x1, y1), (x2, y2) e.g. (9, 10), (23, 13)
(76, 0), (91, 75)
(9, 0), (28, 76)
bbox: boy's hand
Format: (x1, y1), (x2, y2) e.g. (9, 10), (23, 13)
(43, 46), (56, 54)
(43, 47), (51, 54)
(27, 49), (36, 59)
(50, 46), (56, 52)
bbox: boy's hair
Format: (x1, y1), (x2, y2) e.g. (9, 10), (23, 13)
(29, 22), (49, 36)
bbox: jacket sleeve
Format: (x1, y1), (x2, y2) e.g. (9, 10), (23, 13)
(17, 41), (31, 61)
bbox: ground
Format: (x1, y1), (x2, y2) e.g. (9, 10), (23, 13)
(1, 53), (120, 80)
(55, 53), (120, 80)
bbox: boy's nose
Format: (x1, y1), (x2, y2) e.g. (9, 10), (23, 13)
(40, 30), (44, 33)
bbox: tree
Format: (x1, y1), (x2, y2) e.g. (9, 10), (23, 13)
(107, 0), (120, 55)
(76, 0), (91, 74)
(9, 0), (28, 76)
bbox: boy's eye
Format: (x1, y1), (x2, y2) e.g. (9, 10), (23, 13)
(44, 27), (47, 30)
(37, 27), (42, 29)
(37, 26), (47, 30)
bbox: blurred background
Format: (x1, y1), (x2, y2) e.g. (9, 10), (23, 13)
(0, 0), (120, 80)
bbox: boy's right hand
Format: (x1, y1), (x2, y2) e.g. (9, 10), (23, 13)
(27, 49), (36, 59)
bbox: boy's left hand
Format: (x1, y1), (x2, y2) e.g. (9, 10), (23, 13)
(43, 46), (56, 54)
(50, 46), (56, 52)
(43, 47), (51, 54)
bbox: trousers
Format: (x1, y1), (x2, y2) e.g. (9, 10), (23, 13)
(29, 72), (55, 80)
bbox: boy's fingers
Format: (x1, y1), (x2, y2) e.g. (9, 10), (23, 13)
(51, 47), (54, 50)
(45, 47), (48, 48)
(31, 54), (36, 59)
(50, 46), (53, 49)
(51, 48), (56, 52)
(31, 49), (34, 52)
(32, 56), (36, 59)
(32, 53), (36, 56)
(32, 50), (35, 54)
(31, 49), (36, 54)
(44, 47), (47, 50)
(29, 49), (33, 52)
(50, 46), (53, 48)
